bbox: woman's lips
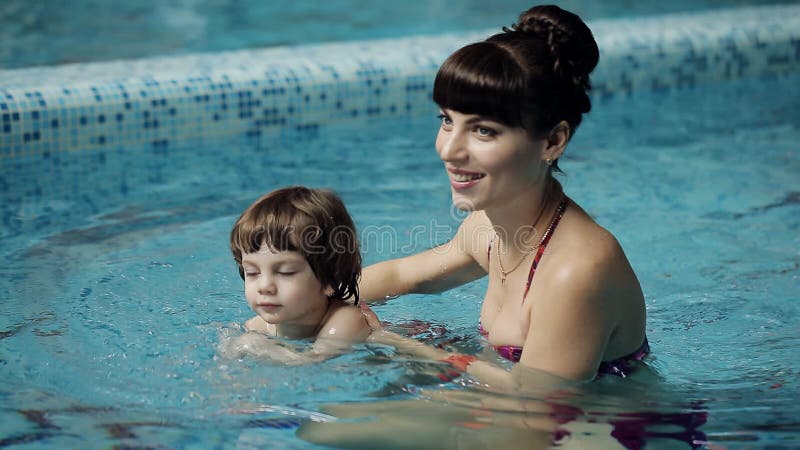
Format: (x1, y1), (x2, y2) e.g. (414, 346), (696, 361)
(448, 168), (486, 190)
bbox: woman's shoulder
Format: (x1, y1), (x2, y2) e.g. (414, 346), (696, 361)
(457, 210), (491, 235)
(457, 210), (493, 262)
(560, 201), (626, 262)
(545, 201), (638, 297)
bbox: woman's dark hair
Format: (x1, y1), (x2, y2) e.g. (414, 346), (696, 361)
(433, 5), (599, 171)
(230, 186), (361, 304)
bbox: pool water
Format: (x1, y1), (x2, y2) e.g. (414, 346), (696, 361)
(1, 73), (799, 448)
(0, 0), (791, 69)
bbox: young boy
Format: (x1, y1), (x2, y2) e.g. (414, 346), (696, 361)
(227, 186), (370, 363)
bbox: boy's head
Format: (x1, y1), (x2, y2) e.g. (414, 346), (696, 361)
(230, 186), (361, 303)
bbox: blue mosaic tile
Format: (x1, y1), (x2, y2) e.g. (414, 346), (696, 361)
(0, 4), (798, 159)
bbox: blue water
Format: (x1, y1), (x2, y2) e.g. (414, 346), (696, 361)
(0, 0), (792, 69)
(1, 73), (799, 448)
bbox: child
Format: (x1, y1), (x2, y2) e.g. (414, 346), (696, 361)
(226, 186), (370, 363)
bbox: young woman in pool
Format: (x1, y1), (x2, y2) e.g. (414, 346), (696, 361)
(224, 186), (370, 364)
(360, 4), (648, 384)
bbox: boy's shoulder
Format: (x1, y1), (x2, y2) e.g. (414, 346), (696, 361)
(326, 302), (368, 325)
(320, 302), (371, 341)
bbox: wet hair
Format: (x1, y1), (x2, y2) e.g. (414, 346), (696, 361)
(230, 186), (361, 304)
(433, 5), (599, 171)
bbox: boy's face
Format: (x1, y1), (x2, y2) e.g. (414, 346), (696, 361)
(241, 245), (329, 330)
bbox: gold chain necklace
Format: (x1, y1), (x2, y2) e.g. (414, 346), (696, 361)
(496, 240), (534, 285)
(494, 199), (549, 285)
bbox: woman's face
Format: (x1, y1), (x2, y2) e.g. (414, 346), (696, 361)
(435, 108), (549, 211)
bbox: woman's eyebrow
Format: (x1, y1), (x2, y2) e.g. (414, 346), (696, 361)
(465, 116), (502, 126)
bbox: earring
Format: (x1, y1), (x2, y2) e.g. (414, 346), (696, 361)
(545, 158), (553, 166)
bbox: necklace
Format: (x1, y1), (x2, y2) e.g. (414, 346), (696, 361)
(494, 193), (563, 285)
(495, 236), (535, 285)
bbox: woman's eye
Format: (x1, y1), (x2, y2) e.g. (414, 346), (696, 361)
(437, 114), (453, 127)
(476, 126), (496, 137)
(245, 272), (259, 278)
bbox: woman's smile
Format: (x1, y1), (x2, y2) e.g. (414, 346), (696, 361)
(448, 167), (486, 189)
(436, 109), (547, 211)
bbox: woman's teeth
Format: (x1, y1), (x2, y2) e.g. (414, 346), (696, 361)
(453, 173), (484, 182)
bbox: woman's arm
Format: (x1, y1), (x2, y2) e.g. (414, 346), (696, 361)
(516, 234), (635, 381)
(359, 213), (488, 302)
(365, 324), (571, 392)
(360, 304), (523, 389)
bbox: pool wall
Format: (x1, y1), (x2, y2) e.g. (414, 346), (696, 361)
(0, 4), (799, 160)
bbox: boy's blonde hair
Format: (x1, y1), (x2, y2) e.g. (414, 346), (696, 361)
(230, 186), (361, 303)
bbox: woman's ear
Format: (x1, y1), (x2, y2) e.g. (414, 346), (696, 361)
(544, 120), (570, 162)
(323, 285), (335, 297)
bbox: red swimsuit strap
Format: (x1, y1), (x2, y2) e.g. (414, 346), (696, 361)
(523, 196), (568, 301)
(487, 196), (569, 299)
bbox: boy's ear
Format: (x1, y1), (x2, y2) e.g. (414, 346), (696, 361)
(323, 285), (335, 297)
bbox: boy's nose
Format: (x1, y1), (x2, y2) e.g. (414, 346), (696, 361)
(257, 275), (276, 294)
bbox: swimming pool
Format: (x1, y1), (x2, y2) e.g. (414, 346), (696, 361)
(1, 3), (799, 450)
(2, 72), (799, 448)
(0, 0), (791, 69)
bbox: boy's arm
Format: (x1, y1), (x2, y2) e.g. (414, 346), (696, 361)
(254, 306), (370, 364)
(244, 316), (270, 333)
(223, 332), (331, 366)
(218, 331), (295, 361)
(227, 307), (370, 365)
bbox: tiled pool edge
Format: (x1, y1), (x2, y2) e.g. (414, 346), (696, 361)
(1, 4), (799, 160)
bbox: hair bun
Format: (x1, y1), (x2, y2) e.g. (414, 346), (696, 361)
(510, 5), (599, 95)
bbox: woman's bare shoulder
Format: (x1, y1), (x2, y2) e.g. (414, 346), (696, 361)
(457, 210), (493, 264)
(542, 203), (639, 303)
(558, 203), (627, 266)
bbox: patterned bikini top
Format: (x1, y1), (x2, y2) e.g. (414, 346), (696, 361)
(479, 322), (650, 378)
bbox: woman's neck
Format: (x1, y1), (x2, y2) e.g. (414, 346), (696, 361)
(485, 178), (562, 257)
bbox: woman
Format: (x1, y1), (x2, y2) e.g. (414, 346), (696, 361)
(360, 4), (648, 384)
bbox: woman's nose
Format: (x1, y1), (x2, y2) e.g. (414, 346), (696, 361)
(436, 128), (467, 162)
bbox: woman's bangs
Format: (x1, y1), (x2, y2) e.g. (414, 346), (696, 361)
(433, 43), (525, 126)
